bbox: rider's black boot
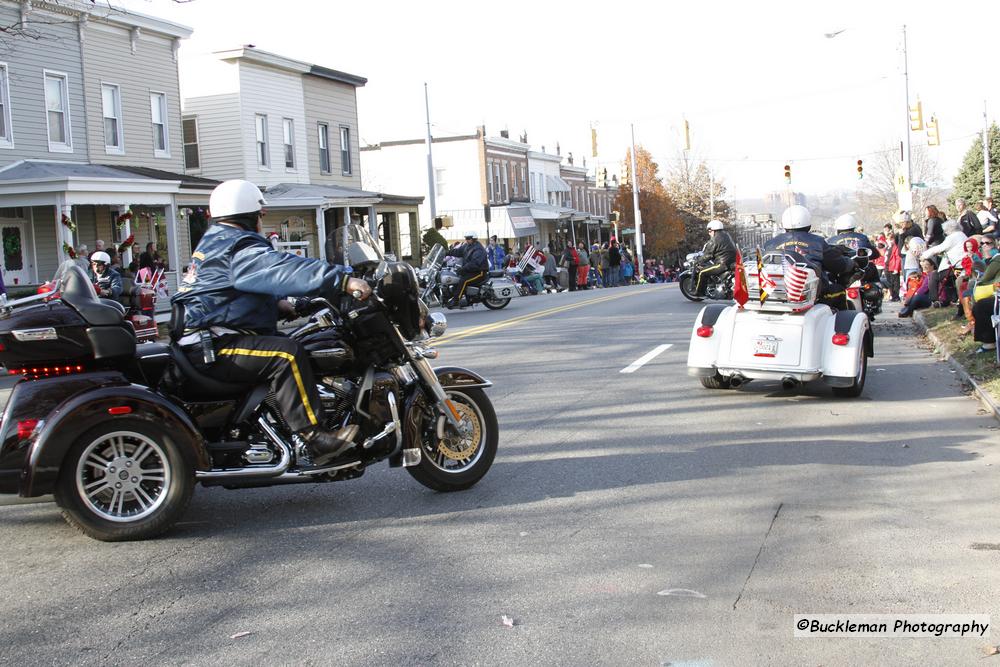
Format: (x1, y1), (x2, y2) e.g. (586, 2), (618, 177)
(301, 424), (359, 465)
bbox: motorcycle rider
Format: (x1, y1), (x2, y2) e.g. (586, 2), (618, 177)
(828, 213), (880, 286)
(89, 251), (123, 299)
(172, 179), (372, 465)
(445, 230), (488, 308)
(764, 205), (854, 309)
(694, 220), (737, 296)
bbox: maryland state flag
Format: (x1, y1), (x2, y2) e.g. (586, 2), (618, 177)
(756, 248), (777, 304)
(733, 249), (749, 308)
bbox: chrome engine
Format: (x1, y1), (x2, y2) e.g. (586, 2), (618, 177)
(319, 376), (357, 429)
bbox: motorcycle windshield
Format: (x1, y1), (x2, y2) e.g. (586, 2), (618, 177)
(329, 224), (385, 270)
(423, 245), (444, 271)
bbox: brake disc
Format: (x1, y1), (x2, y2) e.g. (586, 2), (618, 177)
(436, 402), (481, 461)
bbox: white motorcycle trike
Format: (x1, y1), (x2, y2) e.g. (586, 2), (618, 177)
(687, 252), (872, 397)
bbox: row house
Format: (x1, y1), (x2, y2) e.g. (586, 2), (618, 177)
(362, 128), (613, 253)
(182, 46), (422, 264)
(0, 0), (210, 292)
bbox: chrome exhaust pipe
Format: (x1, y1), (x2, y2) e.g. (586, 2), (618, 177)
(781, 376), (800, 390)
(729, 374), (745, 388)
(196, 416), (292, 480)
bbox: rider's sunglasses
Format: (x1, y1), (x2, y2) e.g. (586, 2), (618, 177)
(91, 261), (106, 266)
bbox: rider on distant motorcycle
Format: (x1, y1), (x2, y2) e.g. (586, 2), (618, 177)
(764, 205), (854, 309)
(828, 213), (880, 284)
(88, 251), (123, 300)
(694, 220), (737, 297)
(445, 230), (488, 308)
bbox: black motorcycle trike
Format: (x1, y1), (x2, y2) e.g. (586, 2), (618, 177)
(0, 224), (498, 541)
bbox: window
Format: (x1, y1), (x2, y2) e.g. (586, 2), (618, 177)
(282, 118), (295, 169)
(512, 163), (519, 197)
(318, 123), (330, 174)
(255, 114), (269, 168)
(182, 116), (200, 169)
(435, 168), (445, 197)
(520, 165), (526, 198)
(501, 161), (509, 201)
(486, 161), (494, 203)
(44, 71), (72, 152)
(339, 125), (352, 175)
(0, 64), (12, 147)
(102, 84), (123, 154)
(149, 92), (169, 157)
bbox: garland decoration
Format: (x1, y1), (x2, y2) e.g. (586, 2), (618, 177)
(61, 213), (76, 232)
(115, 209), (133, 230)
(117, 233), (135, 255)
(62, 242), (76, 259)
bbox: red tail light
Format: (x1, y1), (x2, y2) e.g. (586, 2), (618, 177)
(17, 419), (39, 440)
(696, 325), (714, 338)
(107, 406), (132, 415)
(847, 287), (860, 299)
(832, 333), (850, 346)
(8, 365), (85, 380)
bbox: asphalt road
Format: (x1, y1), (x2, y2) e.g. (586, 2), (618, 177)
(1, 285), (998, 666)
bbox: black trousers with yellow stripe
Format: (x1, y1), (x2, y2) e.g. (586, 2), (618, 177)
(195, 334), (321, 433)
(695, 263), (726, 295)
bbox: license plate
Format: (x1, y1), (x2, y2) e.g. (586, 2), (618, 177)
(754, 336), (779, 357)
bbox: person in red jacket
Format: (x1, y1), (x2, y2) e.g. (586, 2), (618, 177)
(882, 230), (902, 302)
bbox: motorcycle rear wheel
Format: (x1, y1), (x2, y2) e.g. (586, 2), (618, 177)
(408, 388), (498, 491)
(679, 274), (703, 302)
(54, 419), (195, 541)
(483, 295), (511, 309)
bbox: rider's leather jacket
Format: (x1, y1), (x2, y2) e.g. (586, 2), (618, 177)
(173, 223), (349, 335)
(90, 267), (123, 300)
(447, 240), (488, 276)
(764, 229), (854, 279)
(703, 230), (737, 269)
(827, 231), (880, 260)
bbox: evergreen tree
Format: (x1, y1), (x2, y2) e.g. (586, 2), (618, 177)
(952, 123), (1000, 213)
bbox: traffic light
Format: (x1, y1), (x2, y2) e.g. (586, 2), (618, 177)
(620, 160), (631, 187)
(856, 159), (863, 180)
(909, 100), (924, 131)
(783, 164), (791, 184)
(926, 115), (940, 146)
(591, 128), (598, 157)
(596, 167), (607, 188)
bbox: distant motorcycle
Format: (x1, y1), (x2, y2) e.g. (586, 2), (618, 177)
(418, 246), (519, 310)
(679, 251), (734, 302)
(844, 248), (882, 319)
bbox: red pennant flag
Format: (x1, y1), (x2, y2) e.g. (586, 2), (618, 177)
(733, 250), (749, 308)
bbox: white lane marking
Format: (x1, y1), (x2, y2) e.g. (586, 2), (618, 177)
(619, 344), (673, 373)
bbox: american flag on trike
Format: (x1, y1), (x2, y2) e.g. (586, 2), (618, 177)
(781, 254), (811, 302)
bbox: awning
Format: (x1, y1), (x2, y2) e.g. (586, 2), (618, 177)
(570, 211), (590, 222)
(508, 207), (539, 238)
(528, 203), (572, 220)
(545, 174), (571, 193)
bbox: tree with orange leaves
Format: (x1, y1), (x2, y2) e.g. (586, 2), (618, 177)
(612, 146), (685, 259)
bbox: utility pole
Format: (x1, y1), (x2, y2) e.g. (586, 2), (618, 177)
(709, 167), (715, 220)
(424, 83), (437, 220)
(985, 100), (992, 198)
(901, 25), (913, 200)
(630, 124), (644, 268)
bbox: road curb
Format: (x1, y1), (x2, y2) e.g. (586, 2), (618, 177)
(913, 311), (1000, 424)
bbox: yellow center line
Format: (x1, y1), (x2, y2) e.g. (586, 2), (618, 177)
(433, 286), (669, 346)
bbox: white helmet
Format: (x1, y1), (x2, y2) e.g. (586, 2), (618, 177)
(90, 251), (111, 265)
(209, 179), (267, 220)
(781, 205), (812, 230)
(834, 213), (858, 232)
(707, 219), (724, 231)
(463, 230), (477, 239)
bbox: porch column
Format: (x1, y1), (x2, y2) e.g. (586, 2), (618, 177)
(164, 203), (180, 290)
(570, 221), (577, 245)
(58, 201), (74, 262)
(367, 205), (378, 239)
(315, 206), (326, 262)
(115, 205), (133, 268)
(586, 224), (592, 247)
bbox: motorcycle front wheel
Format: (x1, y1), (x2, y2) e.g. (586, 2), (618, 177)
(408, 388), (498, 491)
(53, 418), (195, 541)
(679, 273), (703, 302)
(483, 295), (511, 309)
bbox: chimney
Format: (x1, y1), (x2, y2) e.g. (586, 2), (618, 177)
(541, 145), (546, 153)
(556, 142), (561, 156)
(520, 131), (527, 144)
(567, 152), (574, 165)
(500, 129), (509, 139)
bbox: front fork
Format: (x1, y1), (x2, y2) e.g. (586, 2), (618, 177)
(408, 354), (471, 437)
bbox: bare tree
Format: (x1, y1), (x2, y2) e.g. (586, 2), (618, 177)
(857, 144), (949, 224)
